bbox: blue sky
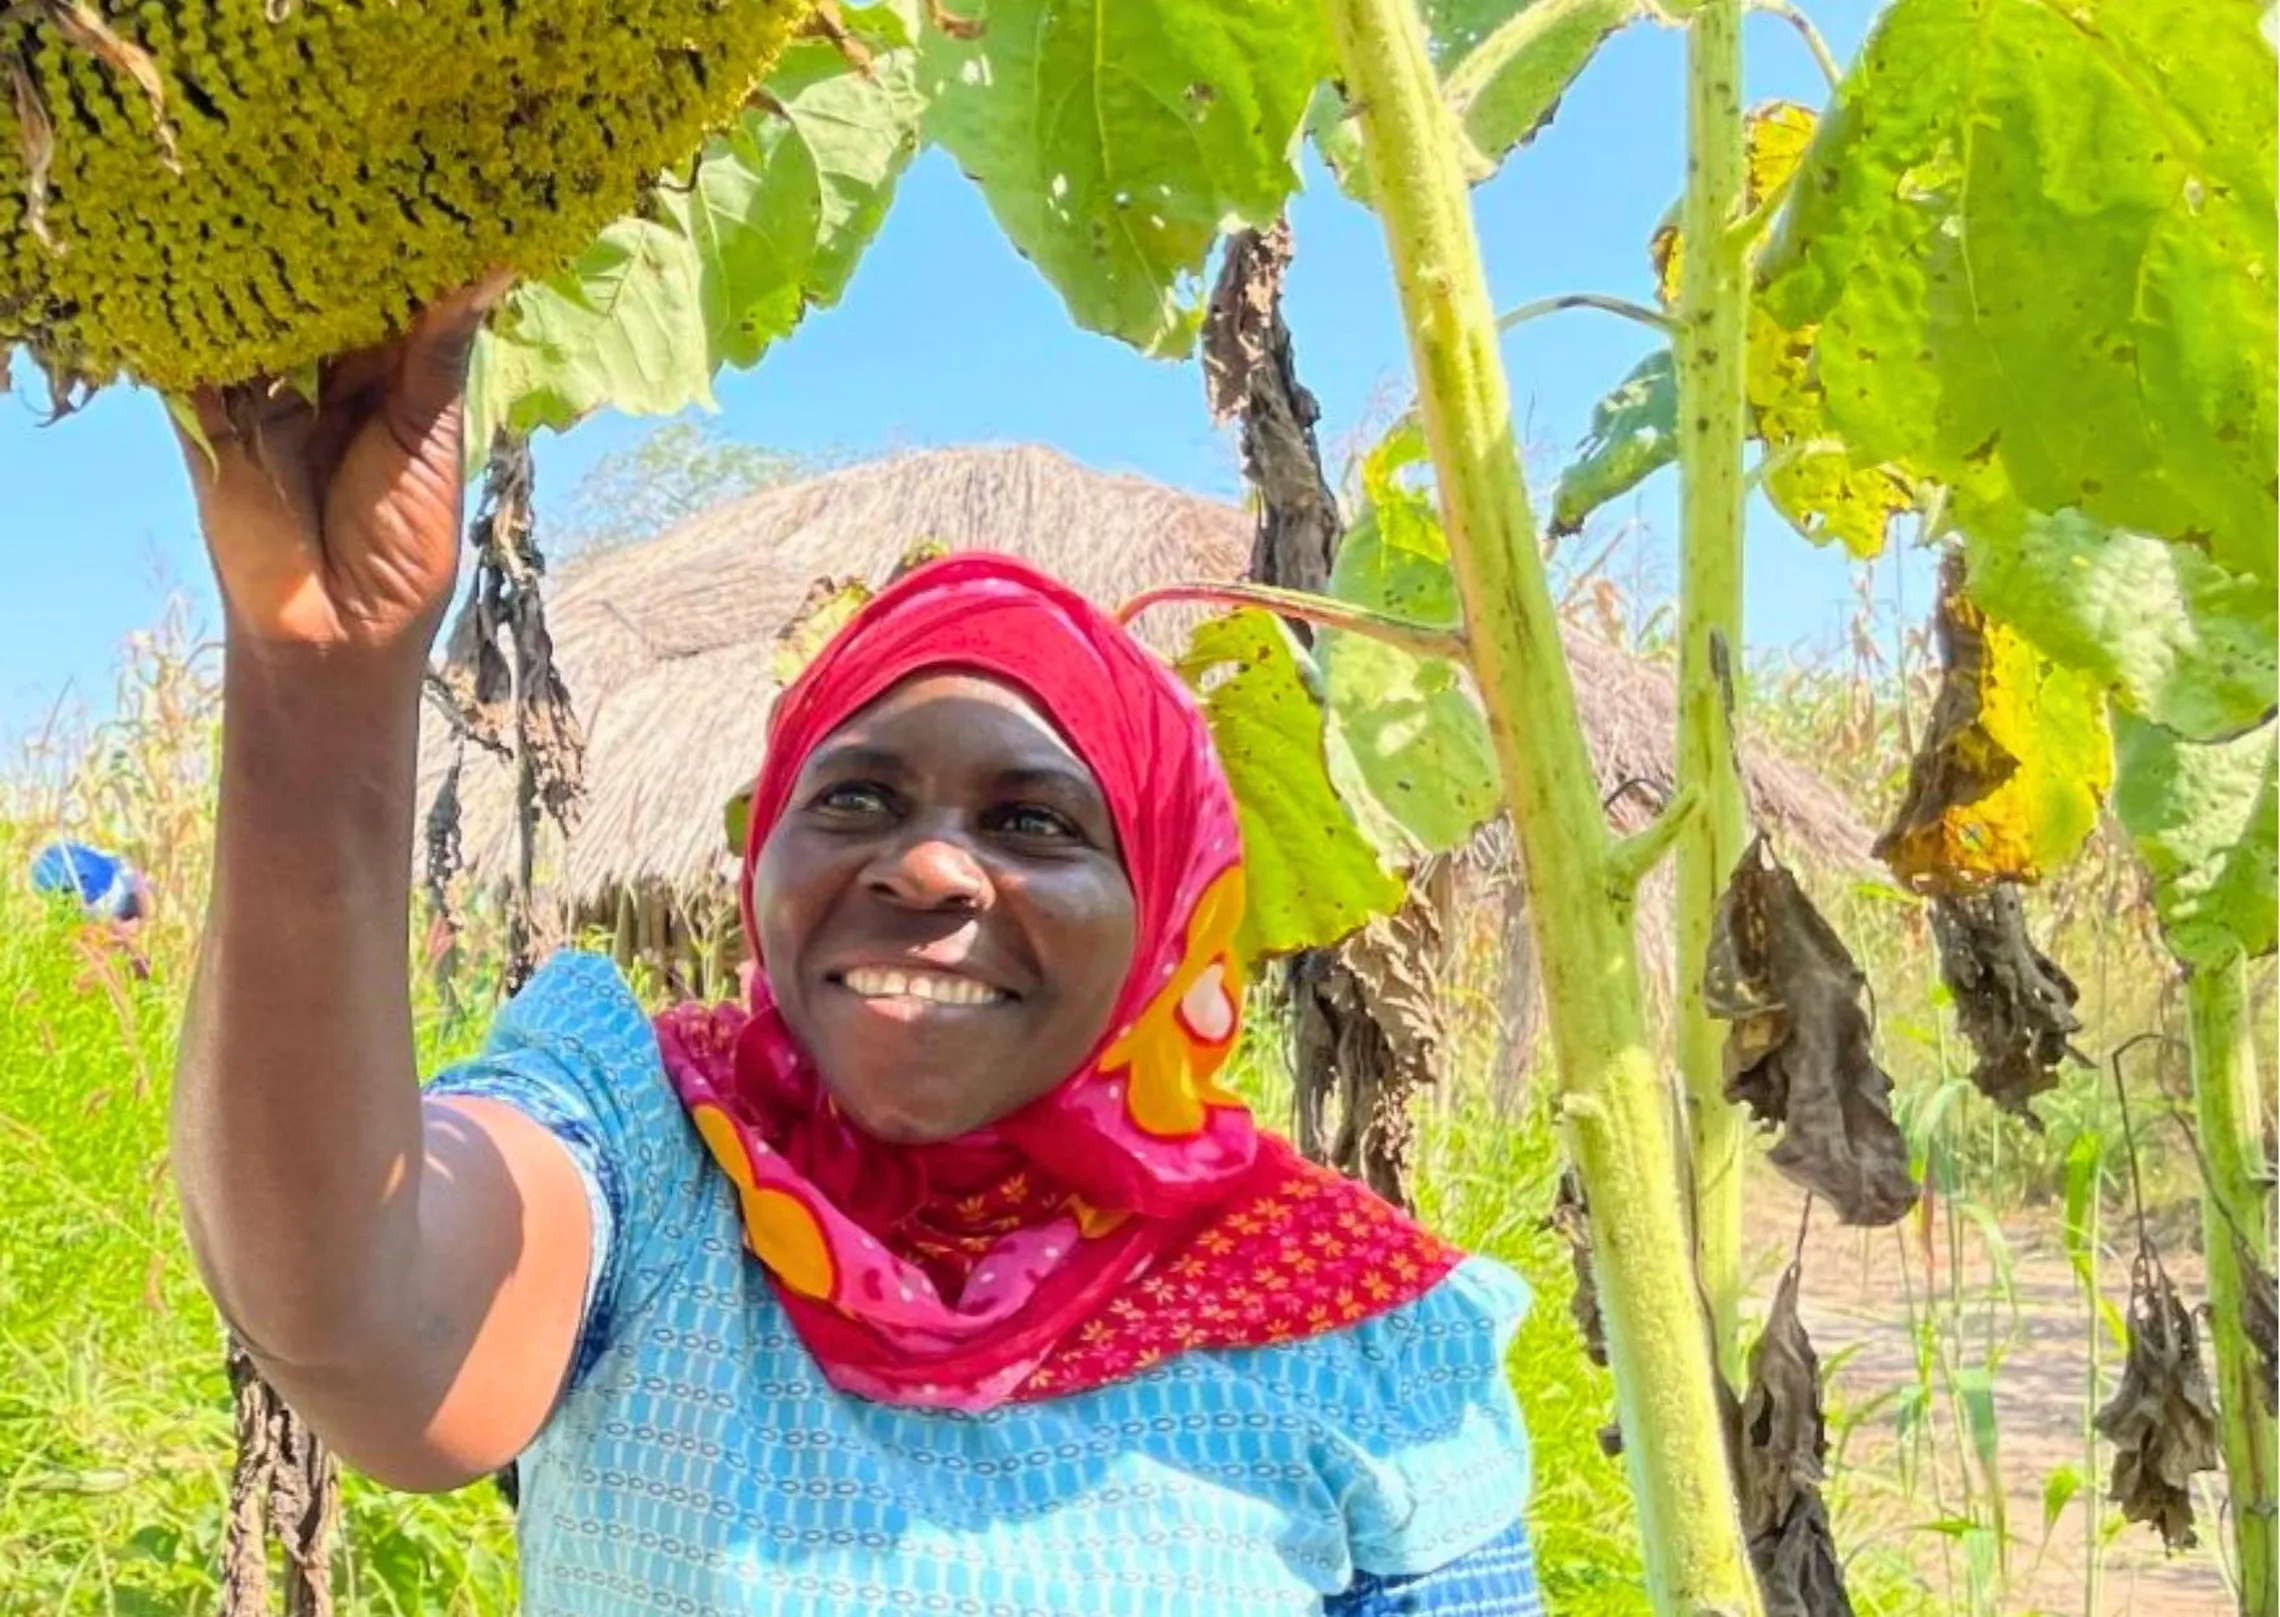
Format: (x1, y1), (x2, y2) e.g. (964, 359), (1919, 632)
(0, 3), (1909, 740)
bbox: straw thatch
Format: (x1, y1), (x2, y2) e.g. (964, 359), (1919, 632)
(416, 444), (1870, 959)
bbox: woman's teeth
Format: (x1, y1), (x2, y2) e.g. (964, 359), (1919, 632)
(841, 968), (1005, 1006)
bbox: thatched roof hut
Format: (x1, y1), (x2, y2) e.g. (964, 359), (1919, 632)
(417, 443), (1867, 998)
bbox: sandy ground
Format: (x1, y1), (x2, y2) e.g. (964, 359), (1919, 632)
(1740, 1178), (2240, 1616)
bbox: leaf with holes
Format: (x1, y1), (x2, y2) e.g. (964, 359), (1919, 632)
(1964, 510), (2277, 746)
(1759, 0), (2278, 584)
(2111, 716), (2278, 967)
(1551, 348), (1676, 539)
(1320, 425), (1500, 856)
(921, 0), (1329, 357)
(1659, 100), (1916, 556)
(1878, 556), (2113, 893)
(1177, 611), (1405, 963)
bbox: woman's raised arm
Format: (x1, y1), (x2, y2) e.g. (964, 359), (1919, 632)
(170, 284), (594, 1491)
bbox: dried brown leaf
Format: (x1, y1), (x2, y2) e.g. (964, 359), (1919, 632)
(44, 0), (177, 167)
(1753, 1493), (1858, 1617)
(1734, 1266), (1857, 1617)
(7, 47), (56, 252)
(2094, 1257), (2222, 1551)
(1929, 884), (2087, 1126)
(1706, 837), (1919, 1226)
(1542, 1167), (1607, 1367)
(1291, 863), (1448, 1209)
(223, 1338), (339, 1617)
(1738, 1267), (1828, 1537)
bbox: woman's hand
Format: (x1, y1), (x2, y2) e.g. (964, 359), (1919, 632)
(172, 272), (597, 1493)
(177, 273), (511, 668)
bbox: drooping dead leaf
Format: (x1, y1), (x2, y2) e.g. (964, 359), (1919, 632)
(1929, 884), (2088, 1126)
(7, 46), (57, 251)
(43, 0), (179, 166)
(1542, 1167), (1607, 1367)
(2094, 1256), (2222, 1551)
(222, 1337), (338, 1617)
(1292, 861), (1449, 1211)
(1539, 1166), (1621, 1456)
(1737, 1266), (1826, 1535)
(1706, 837), (1919, 1226)
(1733, 1265), (1857, 1617)
(1878, 553), (2113, 893)
(1203, 220), (1342, 604)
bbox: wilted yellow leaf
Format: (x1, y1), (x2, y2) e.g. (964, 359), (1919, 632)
(1877, 556), (2114, 892)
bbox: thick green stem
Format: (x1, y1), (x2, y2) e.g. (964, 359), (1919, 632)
(2185, 949), (2276, 1617)
(1319, 0), (1761, 1610)
(1673, 0), (1754, 1389)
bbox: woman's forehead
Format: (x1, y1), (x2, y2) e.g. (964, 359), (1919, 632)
(818, 670), (1084, 767)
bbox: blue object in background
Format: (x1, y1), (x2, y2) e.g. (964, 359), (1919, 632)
(29, 841), (142, 921)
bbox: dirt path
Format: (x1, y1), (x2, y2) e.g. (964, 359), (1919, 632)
(1741, 1179), (2238, 1616)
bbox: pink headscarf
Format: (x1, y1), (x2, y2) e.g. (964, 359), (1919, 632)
(656, 555), (1458, 1409)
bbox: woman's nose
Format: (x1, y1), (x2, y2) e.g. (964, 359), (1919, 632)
(868, 832), (992, 911)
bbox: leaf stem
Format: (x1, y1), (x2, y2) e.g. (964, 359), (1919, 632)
(1747, 0), (1841, 91)
(1497, 292), (1674, 334)
(2106, 1032), (2169, 1261)
(1116, 581), (1466, 661)
(1606, 784), (1702, 898)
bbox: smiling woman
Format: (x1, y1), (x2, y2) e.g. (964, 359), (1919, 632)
(752, 671), (1140, 1146)
(167, 300), (1544, 1616)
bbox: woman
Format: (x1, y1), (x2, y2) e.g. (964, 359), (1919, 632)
(171, 290), (1544, 1614)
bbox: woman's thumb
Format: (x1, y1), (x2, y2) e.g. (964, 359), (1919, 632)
(387, 270), (516, 452)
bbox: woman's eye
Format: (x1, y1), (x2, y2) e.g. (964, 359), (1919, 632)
(998, 805), (1081, 841)
(813, 782), (891, 817)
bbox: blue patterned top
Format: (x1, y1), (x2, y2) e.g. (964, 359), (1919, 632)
(428, 953), (1544, 1615)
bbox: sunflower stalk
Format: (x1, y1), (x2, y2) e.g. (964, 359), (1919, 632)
(2186, 948), (2277, 1617)
(1672, 0), (1754, 1388)
(1317, 0), (1761, 1608)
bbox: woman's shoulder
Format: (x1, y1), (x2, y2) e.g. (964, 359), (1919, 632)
(484, 949), (659, 1064)
(1249, 1253), (1532, 1408)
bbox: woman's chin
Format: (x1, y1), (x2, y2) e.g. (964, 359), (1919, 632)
(820, 1077), (994, 1146)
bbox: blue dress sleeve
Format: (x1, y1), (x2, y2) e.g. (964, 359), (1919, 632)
(1325, 1518), (1545, 1616)
(423, 950), (715, 1390)
(1260, 1254), (1539, 1584)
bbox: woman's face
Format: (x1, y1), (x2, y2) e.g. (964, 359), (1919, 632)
(752, 672), (1139, 1144)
